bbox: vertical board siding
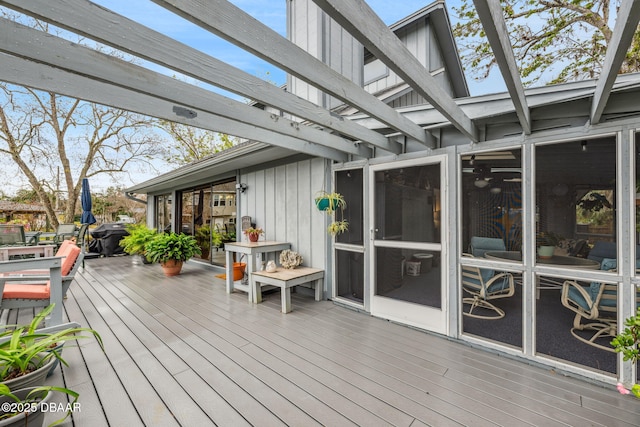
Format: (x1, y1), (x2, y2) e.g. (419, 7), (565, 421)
(240, 157), (328, 272)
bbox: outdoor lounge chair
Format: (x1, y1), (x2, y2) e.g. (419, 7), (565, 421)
(561, 272), (640, 352)
(0, 240), (83, 326)
(0, 224), (31, 246)
(461, 253), (515, 319)
(469, 236), (506, 257)
(38, 223), (78, 248)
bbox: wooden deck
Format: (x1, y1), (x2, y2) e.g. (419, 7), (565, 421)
(18, 255), (639, 426)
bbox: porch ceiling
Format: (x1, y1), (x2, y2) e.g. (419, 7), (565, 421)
(0, 0), (639, 166)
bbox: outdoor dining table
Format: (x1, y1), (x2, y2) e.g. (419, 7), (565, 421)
(484, 250), (601, 269)
(0, 244), (56, 262)
(483, 250), (601, 297)
(223, 240), (291, 301)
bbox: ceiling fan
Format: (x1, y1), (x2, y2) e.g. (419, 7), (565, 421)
(462, 162), (522, 191)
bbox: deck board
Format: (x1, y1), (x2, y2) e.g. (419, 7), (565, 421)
(7, 256), (637, 427)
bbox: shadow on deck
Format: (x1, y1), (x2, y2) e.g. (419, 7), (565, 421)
(12, 256), (639, 426)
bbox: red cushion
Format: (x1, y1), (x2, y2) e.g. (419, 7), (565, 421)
(3, 282), (50, 299)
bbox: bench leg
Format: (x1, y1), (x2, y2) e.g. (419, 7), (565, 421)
(253, 278), (262, 304)
(281, 287), (292, 313)
(314, 278), (322, 301)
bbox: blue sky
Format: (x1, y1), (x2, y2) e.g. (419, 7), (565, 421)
(91, 0), (505, 96)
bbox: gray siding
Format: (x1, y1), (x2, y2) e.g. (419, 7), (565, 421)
(239, 157), (328, 270)
(288, 0), (364, 109)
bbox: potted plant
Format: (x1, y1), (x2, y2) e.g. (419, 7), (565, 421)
(243, 227), (264, 243)
(612, 306), (640, 398)
(119, 224), (157, 264)
(0, 304), (103, 390)
(0, 304), (102, 425)
(315, 191), (349, 236)
(195, 225), (221, 260)
(0, 384), (77, 427)
(536, 231), (563, 259)
(144, 232), (202, 276)
(314, 191), (346, 214)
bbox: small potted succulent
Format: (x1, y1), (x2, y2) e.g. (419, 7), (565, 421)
(144, 232), (202, 276)
(243, 227), (264, 243)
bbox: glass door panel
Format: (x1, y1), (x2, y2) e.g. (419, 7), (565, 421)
(370, 157), (447, 334)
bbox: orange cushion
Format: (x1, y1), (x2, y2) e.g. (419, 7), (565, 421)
(54, 242), (80, 276)
(3, 282), (50, 299)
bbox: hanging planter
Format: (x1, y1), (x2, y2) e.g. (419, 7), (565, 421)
(314, 191), (346, 214)
(315, 191), (349, 236)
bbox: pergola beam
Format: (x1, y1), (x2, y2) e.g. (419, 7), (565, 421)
(0, 19), (369, 159)
(0, 0), (398, 154)
(311, 0), (479, 142)
(590, 0), (640, 124)
(472, 0), (530, 134)
(0, 55), (348, 162)
(151, 0), (430, 146)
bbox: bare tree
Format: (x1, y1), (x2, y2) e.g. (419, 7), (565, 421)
(0, 11), (166, 228)
(452, 1), (637, 86)
(0, 83), (165, 228)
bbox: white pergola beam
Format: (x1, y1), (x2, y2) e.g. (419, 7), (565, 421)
(590, 0), (640, 124)
(0, 0), (398, 154)
(151, 0), (430, 146)
(0, 55), (348, 162)
(311, 0), (479, 142)
(0, 19), (369, 159)
(473, 0), (531, 134)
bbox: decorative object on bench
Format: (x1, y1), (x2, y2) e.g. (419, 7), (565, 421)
(279, 249), (303, 269)
(144, 232), (201, 277)
(265, 260), (277, 272)
(243, 227), (264, 243)
(251, 267), (324, 313)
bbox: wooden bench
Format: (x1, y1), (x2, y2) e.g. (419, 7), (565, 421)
(251, 267), (324, 313)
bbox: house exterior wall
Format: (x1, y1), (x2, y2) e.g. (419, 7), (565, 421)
(364, 16), (454, 107)
(287, 0), (364, 109)
(238, 156), (330, 271)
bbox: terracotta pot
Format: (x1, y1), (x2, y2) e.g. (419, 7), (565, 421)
(161, 259), (183, 276)
(248, 234), (259, 242)
(233, 262), (246, 281)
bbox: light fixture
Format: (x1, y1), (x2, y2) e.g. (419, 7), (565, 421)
(469, 154), (475, 166)
(235, 183), (248, 193)
(474, 178), (490, 188)
(581, 140), (587, 152)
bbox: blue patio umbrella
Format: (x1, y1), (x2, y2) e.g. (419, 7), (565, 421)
(81, 178), (97, 225)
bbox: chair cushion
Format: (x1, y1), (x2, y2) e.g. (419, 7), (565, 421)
(486, 275), (510, 293)
(470, 237), (506, 258)
(479, 268), (495, 284)
(3, 282), (50, 299)
(567, 283), (600, 311)
(57, 243), (81, 276)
